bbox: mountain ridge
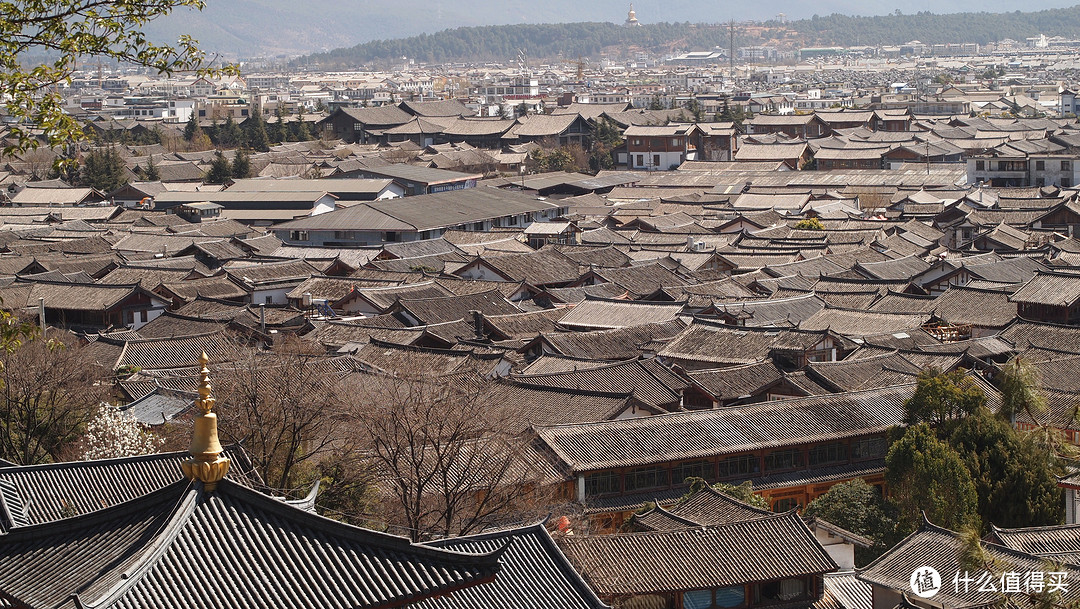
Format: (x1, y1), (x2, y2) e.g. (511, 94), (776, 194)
(142, 1), (1080, 58)
(297, 5), (1080, 69)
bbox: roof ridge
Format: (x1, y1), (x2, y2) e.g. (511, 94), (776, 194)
(535, 381), (917, 431)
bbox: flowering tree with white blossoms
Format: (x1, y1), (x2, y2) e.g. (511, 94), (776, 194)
(80, 404), (164, 461)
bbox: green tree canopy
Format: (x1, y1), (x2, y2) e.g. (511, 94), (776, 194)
(217, 115), (244, 148)
(246, 109), (271, 152)
(269, 107), (288, 144)
(903, 367), (985, 429)
(949, 407), (1063, 531)
(184, 113), (200, 142)
(143, 156), (160, 181)
(291, 107), (312, 142)
(794, 218), (825, 230)
(588, 117), (622, 173)
(997, 355), (1047, 421)
(205, 150), (232, 185)
(886, 423), (980, 534)
(231, 149), (252, 179)
(1, 0), (232, 158)
(804, 478), (896, 566)
(80, 146), (127, 192)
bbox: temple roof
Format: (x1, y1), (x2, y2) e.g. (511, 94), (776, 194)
(0, 478), (503, 609)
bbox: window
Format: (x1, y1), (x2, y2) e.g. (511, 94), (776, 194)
(1064, 160), (1072, 171)
(772, 497), (800, 512)
(333, 231), (355, 240)
(1036, 160), (1046, 171)
(672, 460), (713, 485)
(1064, 178), (1072, 188)
(763, 448), (804, 472)
(975, 160), (985, 171)
(851, 436), (887, 460)
(624, 466), (669, 492)
(289, 230), (309, 241)
(808, 442), (848, 466)
(684, 587), (746, 609)
(240, 109), (249, 116)
(140, 310), (148, 323)
(685, 590), (714, 609)
(718, 454), (759, 479)
(633, 138), (642, 146)
(653, 154), (661, 167)
(264, 295), (273, 304)
(584, 471), (620, 497)
(636, 154), (644, 167)
(354, 122), (363, 131)
(672, 138), (681, 147)
(757, 578), (810, 604)
(384, 231), (400, 242)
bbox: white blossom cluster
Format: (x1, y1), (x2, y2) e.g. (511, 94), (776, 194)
(80, 404), (164, 461)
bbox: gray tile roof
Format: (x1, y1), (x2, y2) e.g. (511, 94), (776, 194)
(392, 288), (521, 325)
(512, 358), (688, 410)
(821, 571), (873, 609)
(708, 293), (827, 327)
(534, 384), (912, 473)
(558, 296), (685, 330)
(560, 511), (838, 595)
(859, 520), (1080, 609)
(527, 319), (687, 361)
(659, 320), (851, 368)
(0, 478), (503, 608)
(687, 360), (785, 401)
(275, 188), (560, 233)
(1011, 271), (1080, 307)
(414, 522), (609, 609)
(0, 446), (256, 533)
(799, 307), (932, 338)
(990, 523), (1080, 563)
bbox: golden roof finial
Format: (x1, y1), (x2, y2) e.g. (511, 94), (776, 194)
(196, 351), (215, 415)
(181, 352), (230, 491)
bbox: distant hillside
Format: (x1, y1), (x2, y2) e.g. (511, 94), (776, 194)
(297, 22), (744, 68)
(783, 5), (1080, 47)
(297, 5), (1080, 68)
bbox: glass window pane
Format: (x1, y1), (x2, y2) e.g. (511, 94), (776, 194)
(715, 586), (745, 608)
(683, 589), (713, 609)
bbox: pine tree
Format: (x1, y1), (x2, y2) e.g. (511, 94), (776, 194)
(231, 149), (251, 179)
(205, 150), (232, 184)
(219, 114), (244, 148)
(246, 108), (270, 152)
(292, 106), (312, 141)
(269, 106), (287, 144)
(143, 156), (160, 181)
(81, 146), (127, 192)
(184, 113), (199, 141)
